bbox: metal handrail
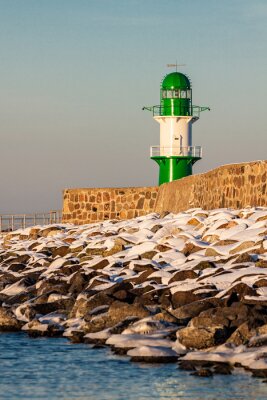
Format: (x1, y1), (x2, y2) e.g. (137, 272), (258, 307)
(142, 105), (210, 118)
(150, 146), (202, 158)
(0, 210), (62, 232)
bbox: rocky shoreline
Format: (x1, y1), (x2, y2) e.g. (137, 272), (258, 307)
(1, 207), (267, 378)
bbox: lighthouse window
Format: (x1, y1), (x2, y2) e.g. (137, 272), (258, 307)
(162, 90), (191, 99)
(162, 90), (178, 98)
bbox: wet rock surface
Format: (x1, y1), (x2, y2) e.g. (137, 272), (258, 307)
(1, 207), (267, 376)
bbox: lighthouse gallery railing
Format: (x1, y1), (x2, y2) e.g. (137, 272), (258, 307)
(150, 146), (202, 158)
(143, 105), (210, 118)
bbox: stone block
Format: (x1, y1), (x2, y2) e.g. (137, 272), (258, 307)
(137, 198), (145, 209)
(103, 192), (110, 202)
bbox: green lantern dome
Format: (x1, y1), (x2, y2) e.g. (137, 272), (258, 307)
(160, 72), (192, 117)
(161, 72), (191, 90)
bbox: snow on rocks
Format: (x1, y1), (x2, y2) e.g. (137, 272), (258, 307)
(180, 343), (267, 377)
(127, 345), (178, 363)
(106, 333), (173, 351)
(1, 207), (267, 374)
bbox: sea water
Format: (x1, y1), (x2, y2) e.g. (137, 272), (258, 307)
(0, 332), (266, 400)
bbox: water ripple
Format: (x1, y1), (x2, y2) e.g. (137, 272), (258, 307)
(0, 332), (267, 400)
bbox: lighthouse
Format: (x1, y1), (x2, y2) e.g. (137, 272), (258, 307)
(143, 69), (210, 185)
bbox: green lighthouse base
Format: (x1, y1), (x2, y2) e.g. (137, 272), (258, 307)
(151, 156), (201, 185)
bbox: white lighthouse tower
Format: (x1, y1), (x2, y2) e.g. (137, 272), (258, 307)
(143, 69), (210, 184)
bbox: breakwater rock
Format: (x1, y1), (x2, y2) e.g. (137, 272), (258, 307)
(1, 208), (267, 376)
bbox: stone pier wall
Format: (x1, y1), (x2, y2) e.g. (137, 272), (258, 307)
(62, 187), (158, 224)
(155, 160), (267, 213)
(62, 161), (267, 225)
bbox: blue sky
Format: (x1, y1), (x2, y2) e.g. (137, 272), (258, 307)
(0, 0), (266, 213)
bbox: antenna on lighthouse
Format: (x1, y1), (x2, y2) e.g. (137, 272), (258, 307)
(167, 63), (186, 72)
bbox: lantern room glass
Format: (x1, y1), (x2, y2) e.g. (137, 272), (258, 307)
(161, 89), (192, 99)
